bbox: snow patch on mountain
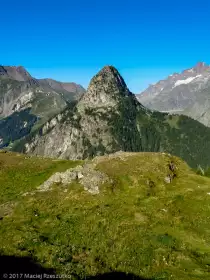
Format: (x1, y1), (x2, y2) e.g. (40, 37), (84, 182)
(174, 75), (202, 87)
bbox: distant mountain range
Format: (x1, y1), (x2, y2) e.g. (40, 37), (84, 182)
(137, 62), (210, 127)
(0, 65), (85, 117)
(0, 65), (85, 147)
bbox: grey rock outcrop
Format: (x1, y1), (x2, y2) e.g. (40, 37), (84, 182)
(37, 163), (110, 195)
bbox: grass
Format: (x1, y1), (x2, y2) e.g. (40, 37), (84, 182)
(0, 151), (81, 204)
(0, 152), (210, 279)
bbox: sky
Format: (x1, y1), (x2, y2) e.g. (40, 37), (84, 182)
(1, 0), (210, 92)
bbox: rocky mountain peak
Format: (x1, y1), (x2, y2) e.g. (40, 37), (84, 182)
(78, 66), (132, 110)
(90, 66), (130, 92)
(192, 61), (209, 73)
(95, 65), (129, 91)
(194, 61), (208, 69)
(0, 65), (32, 81)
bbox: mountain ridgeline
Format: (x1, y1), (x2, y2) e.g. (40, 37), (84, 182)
(0, 65), (85, 148)
(137, 62), (210, 127)
(12, 65), (210, 168)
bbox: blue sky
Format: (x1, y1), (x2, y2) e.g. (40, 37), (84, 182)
(1, 0), (210, 92)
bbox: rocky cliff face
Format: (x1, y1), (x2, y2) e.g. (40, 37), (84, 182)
(137, 62), (210, 127)
(13, 65), (210, 168)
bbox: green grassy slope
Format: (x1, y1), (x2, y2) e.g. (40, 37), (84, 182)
(0, 152), (210, 279)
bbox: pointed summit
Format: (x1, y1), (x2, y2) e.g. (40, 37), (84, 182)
(97, 65), (129, 91)
(78, 66), (132, 110)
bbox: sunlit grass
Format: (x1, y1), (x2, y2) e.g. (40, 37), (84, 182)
(0, 151), (210, 279)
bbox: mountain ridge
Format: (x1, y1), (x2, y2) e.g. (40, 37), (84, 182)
(11, 65), (210, 168)
(0, 65), (86, 148)
(137, 62), (210, 126)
